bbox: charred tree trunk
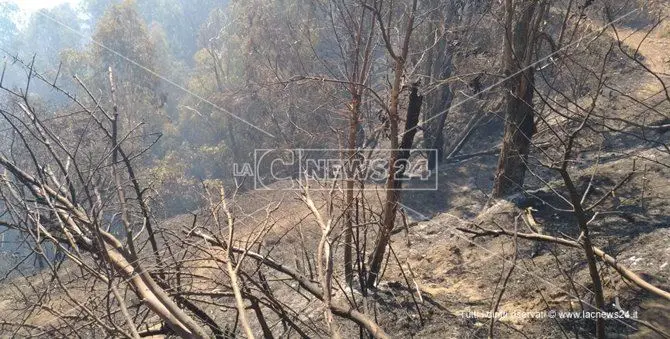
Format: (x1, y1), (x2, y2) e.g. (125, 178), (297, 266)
(421, 7), (455, 171)
(368, 83), (423, 287)
(492, 70), (535, 196)
(366, 0), (418, 289)
(427, 52), (454, 170)
(367, 64), (403, 288)
(492, 0), (545, 198)
(428, 86), (453, 170)
(399, 84), (424, 168)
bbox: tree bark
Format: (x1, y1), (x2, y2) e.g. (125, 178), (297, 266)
(344, 93), (361, 285)
(427, 49), (454, 170)
(367, 60), (402, 288)
(366, 0), (418, 289)
(368, 83), (423, 287)
(560, 170), (606, 339)
(492, 0), (545, 198)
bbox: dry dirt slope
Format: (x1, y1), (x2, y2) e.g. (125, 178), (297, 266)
(368, 16), (670, 338)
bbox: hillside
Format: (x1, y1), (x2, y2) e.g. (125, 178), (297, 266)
(1, 1), (670, 338)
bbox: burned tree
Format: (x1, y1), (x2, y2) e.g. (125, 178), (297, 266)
(0, 56), (389, 338)
(493, 0), (547, 197)
(364, 0), (420, 288)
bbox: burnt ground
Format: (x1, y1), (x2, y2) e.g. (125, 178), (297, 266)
(358, 18), (670, 338)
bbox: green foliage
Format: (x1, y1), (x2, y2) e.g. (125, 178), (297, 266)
(84, 0), (224, 62)
(93, 0), (157, 88)
(84, 0), (174, 147)
(150, 0), (346, 194)
(19, 4), (84, 72)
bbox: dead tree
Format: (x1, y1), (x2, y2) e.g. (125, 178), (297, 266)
(324, 0), (377, 285)
(0, 57), (389, 338)
(365, 0), (419, 288)
(492, 0), (547, 197)
(421, 0), (457, 170)
(464, 5), (670, 338)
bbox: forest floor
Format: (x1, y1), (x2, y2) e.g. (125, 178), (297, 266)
(223, 15), (670, 338)
(363, 17), (670, 338)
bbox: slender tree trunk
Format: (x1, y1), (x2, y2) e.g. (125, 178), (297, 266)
(344, 93), (361, 285)
(400, 84), (424, 164)
(342, 3), (375, 285)
(368, 60), (403, 287)
(367, 0), (418, 288)
(426, 54), (454, 170)
(423, 20), (454, 170)
(493, 0), (545, 198)
(429, 82), (453, 170)
(561, 170), (606, 339)
(492, 70), (535, 196)
(368, 83), (422, 287)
